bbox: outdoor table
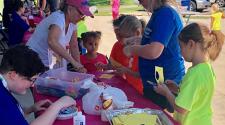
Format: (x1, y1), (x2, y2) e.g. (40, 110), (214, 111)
(33, 72), (180, 125)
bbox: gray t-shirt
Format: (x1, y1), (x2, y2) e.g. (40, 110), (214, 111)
(27, 10), (76, 67)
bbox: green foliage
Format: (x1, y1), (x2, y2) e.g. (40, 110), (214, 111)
(89, 0), (109, 6)
(93, 5), (143, 16)
(89, 0), (135, 6)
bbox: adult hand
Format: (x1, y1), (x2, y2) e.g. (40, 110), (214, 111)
(124, 36), (142, 46)
(32, 99), (52, 113)
(53, 96), (76, 110)
(123, 45), (133, 57)
(72, 62), (86, 73)
(154, 84), (171, 96)
(28, 27), (35, 32)
(165, 80), (180, 94)
(77, 67), (87, 73)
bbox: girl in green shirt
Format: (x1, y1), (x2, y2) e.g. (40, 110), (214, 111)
(154, 23), (225, 125)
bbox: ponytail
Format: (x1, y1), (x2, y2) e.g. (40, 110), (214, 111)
(139, 19), (146, 35)
(179, 23), (225, 61)
(207, 31), (225, 61)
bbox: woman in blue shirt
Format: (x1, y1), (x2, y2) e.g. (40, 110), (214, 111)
(124, 0), (185, 112)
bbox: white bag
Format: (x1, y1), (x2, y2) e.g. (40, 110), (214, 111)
(81, 81), (133, 115)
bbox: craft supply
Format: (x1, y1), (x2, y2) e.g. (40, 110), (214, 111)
(112, 113), (158, 125)
(147, 80), (157, 86)
(58, 106), (78, 120)
(101, 93), (113, 121)
(73, 108), (86, 125)
(155, 66), (164, 84)
(99, 74), (114, 79)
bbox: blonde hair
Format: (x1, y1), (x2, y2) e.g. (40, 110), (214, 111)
(211, 3), (220, 13)
(179, 23), (225, 61)
(118, 15), (144, 37)
(146, 0), (177, 11)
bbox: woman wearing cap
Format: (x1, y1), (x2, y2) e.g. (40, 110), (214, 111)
(123, 0), (185, 112)
(27, 0), (93, 72)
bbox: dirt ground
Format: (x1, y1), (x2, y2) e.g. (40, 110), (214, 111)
(85, 15), (225, 125)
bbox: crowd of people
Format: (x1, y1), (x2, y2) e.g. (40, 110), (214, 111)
(0, 0), (225, 125)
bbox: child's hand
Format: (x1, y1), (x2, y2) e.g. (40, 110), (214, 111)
(165, 80), (180, 94)
(77, 67), (87, 73)
(115, 67), (128, 75)
(154, 84), (171, 96)
(95, 62), (107, 70)
(21, 16), (28, 22)
(32, 99), (52, 112)
(53, 96), (76, 110)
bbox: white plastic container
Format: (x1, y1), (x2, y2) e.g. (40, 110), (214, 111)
(73, 111), (85, 125)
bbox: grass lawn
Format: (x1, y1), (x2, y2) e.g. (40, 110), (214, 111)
(0, 1), (3, 21)
(94, 5), (143, 16)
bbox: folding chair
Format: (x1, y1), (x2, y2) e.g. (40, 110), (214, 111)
(0, 28), (9, 55)
(0, 12), (9, 55)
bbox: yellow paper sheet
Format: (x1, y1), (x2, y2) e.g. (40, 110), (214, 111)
(99, 74), (114, 79)
(155, 66), (164, 84)
(112, 113), (158, 125)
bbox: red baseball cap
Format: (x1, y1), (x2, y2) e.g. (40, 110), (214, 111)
(66, 0), (94, 17)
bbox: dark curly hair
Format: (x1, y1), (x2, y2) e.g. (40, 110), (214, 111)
(0, 45), (46, 78)
(81, 31), (102, 44)
(14, 0), (24, 12)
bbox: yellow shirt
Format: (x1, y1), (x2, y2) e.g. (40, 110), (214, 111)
(174, 62), (216, 125)
(211, 12), (223, 30)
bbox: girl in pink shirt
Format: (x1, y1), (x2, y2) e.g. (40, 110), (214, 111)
(80, 31), (108, 73)
(111, 0), (120, 20)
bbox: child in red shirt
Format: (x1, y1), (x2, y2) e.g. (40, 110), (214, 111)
(117, 16), (146, 95)
(80, 31), (107, 73)
(110, 15), (146, 94)
(110, 15), (130, 68)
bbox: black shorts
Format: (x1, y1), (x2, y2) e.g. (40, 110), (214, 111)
(143, 86), (174, 113)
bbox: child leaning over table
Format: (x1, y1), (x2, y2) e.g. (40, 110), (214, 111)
(0, 45), (76, 125)
(115, 15), (146, 95)
(8, 0), (34, 46)
(109, 15), (146, 69)
(210, 3), (225, 31)
(98, 15), (146, 95)
(80, 31), (108, 73)
(154, 23), (225, 125)
(109, 14), (130, 68)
